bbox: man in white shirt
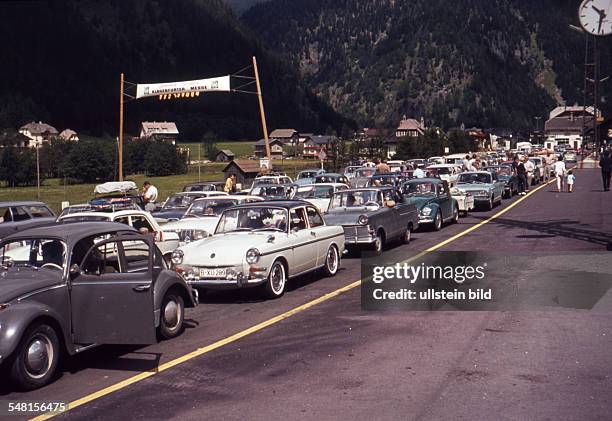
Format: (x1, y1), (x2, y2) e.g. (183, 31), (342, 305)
(523, 158), (535, 191)
(413, 167), (425, 178)
(142, 181), (158, 212)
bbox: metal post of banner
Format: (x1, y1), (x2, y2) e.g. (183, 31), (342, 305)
(118, 72), (125, 181)
(252, 56), (271, 162)
(36, 142), (40, 200)
(198, 143), (201, 182)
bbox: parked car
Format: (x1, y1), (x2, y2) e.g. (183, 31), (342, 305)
(349, 167), (377, 188)
(486, 165), (519, 198)
(295, 169), (326, 186)
(182, 181), (226, 192)
(0, 222), (197, 390)
(249, 183), (297, 199)
(401, 178), (459, 231)
(425, 164), (461, 186)
(171, 201), (344, 297)
(314, 173), (350, 185)
(0, 201), (56, 240)
(341, 165), (363, 180)
(152, 191), (228, 222)
(454, 171), (505, 210)
(58, 210), (180, 262)
(90, 181), (145, 211)
(253, 174), (293, 185)
(161, 195), (264, 244)
(367, 173), (407, 188)
(323, 187), (419, 255)
(58, 202), (140, 218)
(293, 183), (349, 212)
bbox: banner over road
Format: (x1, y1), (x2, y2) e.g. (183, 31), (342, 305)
(135, 75), (231, 99)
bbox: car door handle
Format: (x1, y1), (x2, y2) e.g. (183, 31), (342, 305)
(133, 284), (151, 292)
(310, 231), (317, 237)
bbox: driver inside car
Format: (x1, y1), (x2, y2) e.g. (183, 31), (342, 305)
(41, 240), (64, 268)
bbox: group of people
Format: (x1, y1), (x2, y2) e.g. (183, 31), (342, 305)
(462, 154), (483, 172)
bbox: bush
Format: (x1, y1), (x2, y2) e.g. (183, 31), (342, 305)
(0, 146), (39, 187)
(62, 138), (116, 183)
(142, 141), (188, 176)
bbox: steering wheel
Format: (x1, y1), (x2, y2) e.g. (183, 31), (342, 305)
(364, 201), (380, 207)
(40, 263), (63, 270)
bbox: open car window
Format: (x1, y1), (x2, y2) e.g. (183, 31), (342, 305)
(1, 238), (66, 271)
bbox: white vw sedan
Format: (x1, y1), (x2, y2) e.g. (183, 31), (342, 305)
(171, 201), (345, 298)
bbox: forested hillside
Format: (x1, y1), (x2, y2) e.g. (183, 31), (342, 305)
(0, 0), (352, 139)
(244, 0), (612, 130)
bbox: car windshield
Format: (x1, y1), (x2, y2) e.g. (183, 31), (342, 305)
(329, 191), (381, 208)
(251, 185), (291, 198)
(216, 207), (288, 233)
(428, 167), (450, 175)
(0, 238), (67, 271)
(186, 199), (239, 217)
(355, 169), (375, 177)
(60, 215), (110, 222)
(163, 194), (195, 209)
(458, 173), (491, 184)
(371, 177), (396, 186)
(494, 167), (512, 176)
(402, 182), (436, 196)
(294, 185), (334, 199)
(315, 175), (339, 183)
(298, 171), (319, 179)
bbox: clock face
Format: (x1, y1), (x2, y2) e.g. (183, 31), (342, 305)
(579, 0), (612, 36)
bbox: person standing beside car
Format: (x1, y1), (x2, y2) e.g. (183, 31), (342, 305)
(523, 157), (535, 191)
(553, 156), (567, 193)
(599, 150), (611, 191)
(544, 152), (555, 182)
(142, 181), (158, 212)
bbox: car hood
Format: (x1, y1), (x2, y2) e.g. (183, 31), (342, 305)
(455, 183), (493, 192)
(403, 196), (436, 210)
(152, 209), (187, 221)
(161, 217), (220, 234)
(0, 268), (64, 303)
(179, 232), (280, 266)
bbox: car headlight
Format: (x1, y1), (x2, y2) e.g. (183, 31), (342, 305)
(478, 190), (488, 196)
(171, 249), (184, 265)
(358, 215), (369, 225)
(421, 206), (432, 216)
(246, 248), (261, 264)
(0, 303), (10, 311)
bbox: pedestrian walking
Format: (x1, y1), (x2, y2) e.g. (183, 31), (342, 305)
(566, 169), (575, 193)
(512, 156), (527, 196)
(376, 159), (390, 173)
(142, 181), (158, 212)
(462, 155), (471, 172)
(544, 151), (555, 182)
(599, 150), (611, 191)
(553, 156), (566, 193)
(523, 157), (535, 191)
(224, 174), (236, 193)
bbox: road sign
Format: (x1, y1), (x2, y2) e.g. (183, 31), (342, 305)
(259, 158), (270, 169)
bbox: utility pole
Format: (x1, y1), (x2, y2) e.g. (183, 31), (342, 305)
(36, 142), (40, 200)
(252, 56), (271, 162)
(198, 143), (201, 182)
(118, 72), (125, 181)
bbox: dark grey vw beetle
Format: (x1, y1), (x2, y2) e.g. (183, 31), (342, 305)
(324, 187), (419, 255)
(0, 222), (197, 390)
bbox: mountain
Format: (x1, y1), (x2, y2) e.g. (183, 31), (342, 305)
(243, 0), (612, 130)
(223, 0), (269, 14)
(0, 0), (352, 140)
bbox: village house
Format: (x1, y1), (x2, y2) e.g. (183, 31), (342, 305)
(395, 116), (425, 138)
(269, 128), (299, 145)
(215, 149), (235, 162)
(303, 135), (337, 159)
(18, 121), (59, 147)
(59, 129), (79, 142)
(253, 138), (284, 158)
(544, 106), (598, 150)
(140, 121), (179, 144)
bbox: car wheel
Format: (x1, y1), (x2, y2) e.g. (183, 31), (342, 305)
(10, 323), (60, 390)
(322, 245), (339, 277)
(158, 292), (184, 340)
(373, 231), (384, 255)
(401, 225), (412, 244)
(264, 260), (287, 298)
(452, 206), (459, 223)
(433, 211), (442, 231)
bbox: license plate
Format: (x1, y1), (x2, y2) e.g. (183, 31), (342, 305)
(199, 268), (227, 278)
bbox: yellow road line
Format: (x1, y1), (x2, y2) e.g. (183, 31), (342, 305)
(31, 179), (554, 421)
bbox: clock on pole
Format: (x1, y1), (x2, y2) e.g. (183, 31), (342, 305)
(579, 0), (612, 36)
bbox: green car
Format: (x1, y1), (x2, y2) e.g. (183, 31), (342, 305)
(454, 171), (505, 210)
(400, 178), (459, 231)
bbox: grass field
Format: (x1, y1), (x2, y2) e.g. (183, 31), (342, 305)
(178, 141), (255, 159)
(0, 160), (320, 214)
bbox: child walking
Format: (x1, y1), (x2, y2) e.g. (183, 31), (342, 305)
(567, 169), (575, 193)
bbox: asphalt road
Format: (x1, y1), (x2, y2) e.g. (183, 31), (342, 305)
(2, 165), (611, 421)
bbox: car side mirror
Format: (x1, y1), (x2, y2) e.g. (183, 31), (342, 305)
(69, 264), (81, 278)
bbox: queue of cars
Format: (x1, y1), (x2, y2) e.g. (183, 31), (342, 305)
(0, 150), (556, 390)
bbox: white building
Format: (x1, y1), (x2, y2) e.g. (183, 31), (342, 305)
(18, 121), (58, 148)
(544, 106), (598, 150)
